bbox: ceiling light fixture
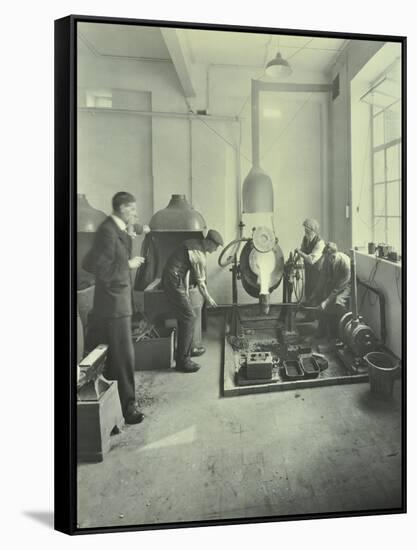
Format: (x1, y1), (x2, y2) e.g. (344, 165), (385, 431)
(265, 51), (292, 78)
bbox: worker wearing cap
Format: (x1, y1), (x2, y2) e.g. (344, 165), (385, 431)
(295, 218), (325, 302)
(308, 242), (351, 338)
(162, 229), (224, 373)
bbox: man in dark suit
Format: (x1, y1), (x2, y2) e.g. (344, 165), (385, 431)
(84, 192), (146, 424)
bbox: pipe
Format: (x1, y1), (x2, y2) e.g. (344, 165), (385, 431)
(251, 79), (260, 166)
(357, 277), (387, 345)
(218, 238), (249, 268)
(189, 118), (193, 203)
(78, 106), (240, 122)
(350, 249), (359, 325)
(236, 120), (243, 229)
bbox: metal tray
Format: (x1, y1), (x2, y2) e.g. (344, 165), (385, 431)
(282, 359), (305, 380)
(299, 356), (320, 379)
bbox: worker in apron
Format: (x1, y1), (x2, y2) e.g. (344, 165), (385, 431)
(162, 229), (223, 373)
(295, 218), (325, 303)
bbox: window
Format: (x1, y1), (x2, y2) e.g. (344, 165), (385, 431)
(367, 63), (401, 253)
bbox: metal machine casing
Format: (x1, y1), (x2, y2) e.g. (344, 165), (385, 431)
(244, 351), (273, 380)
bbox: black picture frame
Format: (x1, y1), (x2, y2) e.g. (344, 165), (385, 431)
(55, 14), (406, 535)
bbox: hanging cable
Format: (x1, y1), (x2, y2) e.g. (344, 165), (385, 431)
(355, 114), (372, 212)
(286, 38), (315, 61)
(183, 96), (251, 164)
(359, 258), (381, 311)
(195, 116), (252, 164)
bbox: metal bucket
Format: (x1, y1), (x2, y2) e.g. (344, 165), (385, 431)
(364, 352), (400, 399)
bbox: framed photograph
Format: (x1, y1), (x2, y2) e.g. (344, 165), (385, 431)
(55, 14), (406, 535)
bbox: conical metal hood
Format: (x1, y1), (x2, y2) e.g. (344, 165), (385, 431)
(149, 194), (206, 232)
(242, 166), (274, 213)
(77, 194), (107, 232)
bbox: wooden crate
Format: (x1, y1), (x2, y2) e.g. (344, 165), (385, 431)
(133, 328), (175, 370)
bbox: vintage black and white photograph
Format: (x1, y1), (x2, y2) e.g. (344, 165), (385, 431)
(66, 16), (404, 531)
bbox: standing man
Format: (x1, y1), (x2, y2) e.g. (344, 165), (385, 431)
(308, 242), (351, 338)
(162, 230), (224, 373)
(83, 192), (147, 424)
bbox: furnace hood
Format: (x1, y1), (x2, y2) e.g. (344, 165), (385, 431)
(149, 194), (207, 232)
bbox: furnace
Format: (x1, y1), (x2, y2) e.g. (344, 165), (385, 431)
(135, 194), (207, 349)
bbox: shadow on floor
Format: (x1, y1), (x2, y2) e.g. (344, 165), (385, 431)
(355, 387), (400, 414)
(23, 511), (54, 529)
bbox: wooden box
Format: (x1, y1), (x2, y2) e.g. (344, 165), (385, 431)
(133, 328), (175, 370)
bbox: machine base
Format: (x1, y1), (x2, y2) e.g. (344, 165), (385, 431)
(221, 305), (370, 397)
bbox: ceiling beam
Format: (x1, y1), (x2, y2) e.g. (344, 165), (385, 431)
(161, 29), (196, 98)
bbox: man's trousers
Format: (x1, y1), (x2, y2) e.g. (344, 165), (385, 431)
(86, 316), (136, 416)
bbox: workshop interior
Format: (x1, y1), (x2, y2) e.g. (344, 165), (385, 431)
(75, 21), (403, 529)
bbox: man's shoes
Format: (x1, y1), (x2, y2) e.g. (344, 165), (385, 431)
(124, 402), (144, 425)
(191, 346), (206, 357)
(176, 360), (201, 373)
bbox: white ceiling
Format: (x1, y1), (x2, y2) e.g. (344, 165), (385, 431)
(78, 23), (171, 60)
(184, 30), (346, 72)
(78, 23), (346, 73)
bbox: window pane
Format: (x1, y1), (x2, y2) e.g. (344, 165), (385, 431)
(387, 217), (401, 252)
(386, 145), (400, 181)
(387, 181), (400, 216)
(373, 150), (385, 183)
(373, 112), (384, 147)
(374, 184), (385, 216)
(374, 217), (386, 244)
(385, 108), (401, 141)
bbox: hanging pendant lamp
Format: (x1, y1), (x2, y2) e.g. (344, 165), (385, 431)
(265, 51), (292, 78)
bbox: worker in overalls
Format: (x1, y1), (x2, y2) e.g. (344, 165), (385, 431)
(308, 242), (351, 338)
(162, 229), (224, 373)
(295, 218), (325, 303)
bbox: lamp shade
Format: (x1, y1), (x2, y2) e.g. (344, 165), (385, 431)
(265, 52), (292, 78)
(242, 166), (274, 213)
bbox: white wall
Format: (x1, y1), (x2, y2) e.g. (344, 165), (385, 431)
(350, 79), (373, 250)
(329, 40), (385, 252)
(77, 89), (153, 257)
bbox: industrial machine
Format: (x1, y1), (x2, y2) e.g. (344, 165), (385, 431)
(218, 224), (286, 315)
(220, 225), (380, 389)
(134, 194), (207, 349)
(334, 249), (379, 374)
(218, 221), (313, 386)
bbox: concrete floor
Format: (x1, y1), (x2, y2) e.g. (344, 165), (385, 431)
(77, 318), (403, 529)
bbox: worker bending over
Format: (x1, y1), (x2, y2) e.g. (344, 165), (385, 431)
(307, 242), (351, 339)
(162, 230), (224, 373)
